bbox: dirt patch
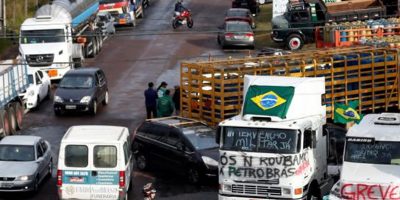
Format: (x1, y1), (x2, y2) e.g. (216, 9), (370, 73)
(0, 44), (18, 60)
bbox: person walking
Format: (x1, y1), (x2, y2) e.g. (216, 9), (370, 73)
(157, 81), (168, 98)
(144, 82), (157, 119)
(172, 85), (180, 115)
(157, 90), (174, 117)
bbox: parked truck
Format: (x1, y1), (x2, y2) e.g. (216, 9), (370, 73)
(99, 0), (144, 27)
(0, 60), (29, 137)
(327, 112), (400, 200)
(216, 75), (340, 200)
(271, 0), (389, 50)
(19, 0), (103, 80)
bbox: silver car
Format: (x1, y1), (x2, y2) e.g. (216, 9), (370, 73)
(0, 136), (52, 192)
(217, 21), (255, 49)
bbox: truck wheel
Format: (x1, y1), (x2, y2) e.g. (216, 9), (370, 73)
(87, 37), (96, 58)
(73, 58), (82, 68)
(0, 110), (8, 137)
(286, 34), (303, 51)
(93, 37), (99, 55)
(307, 183), (321, 200)
(14, 102), (24, 130)
(7, 107), (17, 135)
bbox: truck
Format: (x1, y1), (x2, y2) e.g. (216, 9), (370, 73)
(327, 113), (400, 200)
(271, 0), (389, 50)
(216, 75), (341, 200)
(99, 0), (144, 27)
(19, 0), (104, 80)
(0, 59), (29, 137)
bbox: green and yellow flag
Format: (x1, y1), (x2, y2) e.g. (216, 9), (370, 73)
(334, 100), (363, 124)
(243, 86), (295, 119)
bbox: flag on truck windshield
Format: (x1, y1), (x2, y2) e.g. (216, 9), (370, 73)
(243, 86), (294, 118)
(334, 100), (363, 124)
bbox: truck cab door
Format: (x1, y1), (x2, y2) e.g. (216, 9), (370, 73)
(289, 9), (314, 41)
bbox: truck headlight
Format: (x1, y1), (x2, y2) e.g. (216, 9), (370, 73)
(54, 96), (63, 103)
(15, 175), (32, 181)
(80, 96), (91, 104)
(282, 188), (291, 195)
(202, 156), (218, 167)
(220, 183), (232, 192)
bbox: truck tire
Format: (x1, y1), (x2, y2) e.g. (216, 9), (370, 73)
(14, 102), (24, 130)
(93, 37), (99, 56)
(73, 58), (83, 68)
(307, 182), (321, 200)
(286, 34), (304, 51)
(0, 110), (7, 137)
(87, 37), (96, 58)
(7, 107), (17, 135)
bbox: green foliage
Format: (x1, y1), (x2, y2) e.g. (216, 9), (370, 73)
(6, 0), (49, 32)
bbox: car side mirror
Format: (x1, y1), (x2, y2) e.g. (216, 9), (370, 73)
(176, 143), (184, 151)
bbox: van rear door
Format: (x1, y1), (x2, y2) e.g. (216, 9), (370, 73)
(61, 144), (92, 199)
(90, 144), (120, 200)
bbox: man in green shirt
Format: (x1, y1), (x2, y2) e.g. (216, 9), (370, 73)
(157, 90), (174, 117)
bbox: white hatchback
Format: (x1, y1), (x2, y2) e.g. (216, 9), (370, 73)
(19, 69), (51, 110)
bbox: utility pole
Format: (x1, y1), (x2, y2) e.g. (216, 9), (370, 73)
(0, 0), (5, 36)
(25, 0), (28, 18)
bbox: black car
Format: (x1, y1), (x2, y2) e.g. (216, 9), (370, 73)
(132, 116), (219, 183)
(232, 0), (260, 16)
(53, 68), (109, 116)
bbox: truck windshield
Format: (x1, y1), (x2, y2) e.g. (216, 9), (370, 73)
(20, 29), (65, 44)
(345, 141), (400, 165)
(100, 0), (124, 4)
(221, 127), (299, 154)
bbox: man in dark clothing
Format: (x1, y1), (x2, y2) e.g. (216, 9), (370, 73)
(174, 0), (186, 15)
(144, 82), (157, 119)
(172, 85), (180, 115)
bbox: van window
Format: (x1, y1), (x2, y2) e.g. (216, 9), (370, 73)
(65, 145), (88, 167)
(123, 142), (129, 165)
(94, 146), (117, 168)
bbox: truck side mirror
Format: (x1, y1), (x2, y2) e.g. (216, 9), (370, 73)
(216, 126), (221, 144)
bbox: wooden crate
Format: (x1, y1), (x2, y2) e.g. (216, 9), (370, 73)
(180, 47), (400, 125)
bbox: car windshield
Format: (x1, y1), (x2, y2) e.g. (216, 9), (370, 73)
(345, 141), (400, 165)
(226, 23), (251, 32)
(227, 11), (247, 17)
(0, 145), (35, 161)
(222, 126), (299, 154)
(100, 0), (123, 4)
(20, 29), (65, 44)
(98, 15), (108, 21)
(59, 75), (94, 89)
(28, 74), (34, 84)
(183, 125), (218, 150)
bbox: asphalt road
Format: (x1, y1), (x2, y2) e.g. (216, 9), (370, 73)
(0, 0), (256, 199)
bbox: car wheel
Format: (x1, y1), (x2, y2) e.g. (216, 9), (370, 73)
(33, 176), (39, 193)
(187, 167), (200, 184)
(286, 34), (304, 51)
(102, 91), (109, 106)
(136, 154), (147, 170)
(54, 109), (62, 117)
(90, 100), (97, 115)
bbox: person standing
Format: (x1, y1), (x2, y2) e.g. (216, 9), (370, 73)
(157, 90), (174, 117)
(172, 85), (180, 115)
(157, 81), (168, 98)
(144, 82), (157, 119)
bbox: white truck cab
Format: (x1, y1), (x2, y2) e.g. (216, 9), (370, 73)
(329, 113), (400, 200)
(217, 75), (335, 200)
(57, 125), (133, 200)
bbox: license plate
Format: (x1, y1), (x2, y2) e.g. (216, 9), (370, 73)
(0, 182), (13, 188)
(65, 105), (76, 110)
(234, 35), (244, 39)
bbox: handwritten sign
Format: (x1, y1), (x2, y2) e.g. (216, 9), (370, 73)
(223, 127), (297, 153)
(346, 142), (399, 164)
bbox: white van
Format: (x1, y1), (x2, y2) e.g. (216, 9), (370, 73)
(57, 125), (133, 200)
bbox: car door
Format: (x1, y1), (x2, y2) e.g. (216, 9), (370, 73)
(36, 71), (46, 99)
(35, 143), (47, 181)
(40, 140), (52, 171)
(96, 70), (107, 102)
(157, 128), (186, 172)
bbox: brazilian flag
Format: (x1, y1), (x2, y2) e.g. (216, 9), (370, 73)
(334, 100), (363, 124)
(243, 86), (295, 119)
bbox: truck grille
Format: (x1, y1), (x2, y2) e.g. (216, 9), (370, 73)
(231, 184), (282, 196)
(26, 54), (54, 66)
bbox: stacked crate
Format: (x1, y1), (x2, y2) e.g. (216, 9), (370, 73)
(180, 47), (400, 125)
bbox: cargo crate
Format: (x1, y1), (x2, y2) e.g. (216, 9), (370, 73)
(180, 47), (400, 125)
